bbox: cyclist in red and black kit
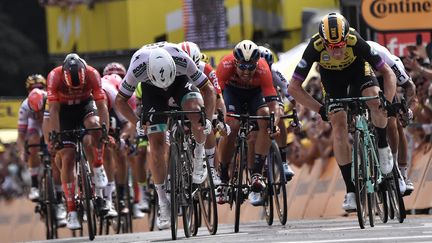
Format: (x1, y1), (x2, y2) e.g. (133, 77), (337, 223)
(216, 40), (280, 206)
(288, 13), (397, 211)
(47, 53), (110, 230)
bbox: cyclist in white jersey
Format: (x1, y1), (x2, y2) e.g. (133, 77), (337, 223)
(259, 46), (296, 181)
(179, 41), (230, 186)
(115, 42), (216, 230)
(367, 41), (417, 194)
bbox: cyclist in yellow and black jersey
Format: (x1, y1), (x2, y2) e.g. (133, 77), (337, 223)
(289, 13), (397, 212)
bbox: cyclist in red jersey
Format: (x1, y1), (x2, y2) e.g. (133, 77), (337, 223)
(216, 40), (280, 206)
(47, 53), (110, 230)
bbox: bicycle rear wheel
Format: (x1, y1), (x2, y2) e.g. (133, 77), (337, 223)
(39, 173), (56, 240)
(353, 130), (367, 229)
(234, 142), (247, 233)
(169, 143), (180, 240)
(270, 141), (287, 225)
(198, 157), (218, 235)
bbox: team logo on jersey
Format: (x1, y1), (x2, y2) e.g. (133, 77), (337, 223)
(298, 59), (307, 68)
(322, 54), (330, 61)
(133, 62), (147, 77)
(172, 56), (187, 68)
(190, 71), (201, 82)
(121, 81), (135, 92)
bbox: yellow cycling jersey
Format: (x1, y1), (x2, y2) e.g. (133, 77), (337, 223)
(292, 28), (384, 82)
(135, 82), (142, 99)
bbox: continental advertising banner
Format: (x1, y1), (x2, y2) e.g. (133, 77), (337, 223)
(362, 0), (432, 31)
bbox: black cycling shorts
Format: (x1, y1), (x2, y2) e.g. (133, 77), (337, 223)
(59, 97), (97, 144)
(223, 85), (267, 115)
(140, 75), (201, 125)
(321, 61), (379, 112)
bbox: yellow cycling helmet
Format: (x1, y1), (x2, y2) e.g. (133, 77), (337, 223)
(318, 13), (350, 46)
(25, 74), (46, 91)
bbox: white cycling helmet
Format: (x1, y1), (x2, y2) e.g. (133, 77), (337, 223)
(147, 48), (176, 89)
(233, 40), (260, 62)
(179, 41), (201, 66)
(258, 46), (274, 66)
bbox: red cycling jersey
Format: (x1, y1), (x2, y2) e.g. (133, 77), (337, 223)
(216, 54), (276, 98)
(199, 62), (222, 95)
(47, 66), (105, 105)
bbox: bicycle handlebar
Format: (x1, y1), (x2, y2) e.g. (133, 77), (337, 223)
(141, 108), (206, 128)
(49, 124), (108, 146)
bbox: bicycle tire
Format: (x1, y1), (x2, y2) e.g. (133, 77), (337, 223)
(46, 169), (58, 239)
(81, 159), (95, 241)
(39, 175), (51, 239)
(270, 141), (287, 225)
(263, 163), (274, 226)
(190, 199), (200, 236)
(148, 184), (157, 231)
(180, 141), (195, 238)
(169, 143), (180, 240)
(387, 166), (406, 223)
(376, 180), (389, 223)
(366, 147), (375, 227)
(234, 141), (246, 233)
(125, 176), (133, 233)
(198, 157), (218, 235)
(353, 130), (367, 229)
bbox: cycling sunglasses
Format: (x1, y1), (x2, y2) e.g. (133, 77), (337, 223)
(237, 62), (257, 71)
(324, 41), (347, 50)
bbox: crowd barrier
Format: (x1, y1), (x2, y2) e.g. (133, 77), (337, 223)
(1, 143), (432, 242)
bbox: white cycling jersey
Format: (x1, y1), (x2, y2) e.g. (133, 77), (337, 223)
(101, 80), (128, 125)
(271, 65), (293, 101)
(17, 98), (43, 137)
(367, 41), (411, 86)
(119, 42), (208, 97)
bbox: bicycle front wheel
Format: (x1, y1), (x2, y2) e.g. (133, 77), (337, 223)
(169, 143), (180, 240)
(234, 141), (247, 233)
(198, 157), (218, 235)
(270, 141), (287, 225)
(81, 159), (96, 241)
(353, 130), (367, 229)
(387, 165), (406, 223)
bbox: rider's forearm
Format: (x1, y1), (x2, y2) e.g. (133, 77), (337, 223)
(49, 102), (60, 133)
(96, 100), (109, 128)
(17, 133), (25, 154)
(115, 94), (139, 125)
(288, 79), (322, 112)
(200, 83), (216, 120)
(404, 80), (418, 109)
(42, 117), (51, 145)
(381, 64), (397, 102)
(267, 100), (280, 125)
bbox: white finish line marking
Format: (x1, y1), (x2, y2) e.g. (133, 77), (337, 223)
(279, 235), (432, 243)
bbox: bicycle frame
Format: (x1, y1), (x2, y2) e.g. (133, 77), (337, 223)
(141, 109), (205, 240)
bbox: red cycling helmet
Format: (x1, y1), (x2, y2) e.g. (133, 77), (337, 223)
(103, 62), (126, 78)
(62, 53), (87, 89)
(28, 88), (47, 112)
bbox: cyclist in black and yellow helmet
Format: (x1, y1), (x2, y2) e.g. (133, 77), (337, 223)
(288, 12), (397, 212)
(25, 74), (47, 93)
